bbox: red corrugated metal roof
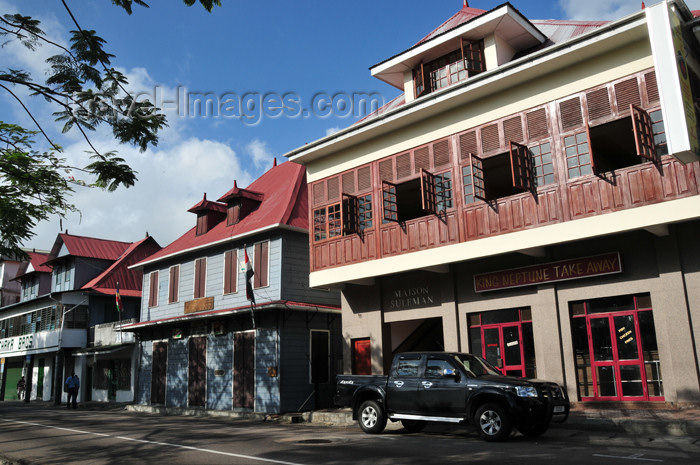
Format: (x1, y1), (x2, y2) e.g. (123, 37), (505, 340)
(416, 5), (487, 45)
(82, 235), (161, 295)
(46, 233), (131, 264)
(135, 161), (307, 266)
(28, 252), (52, 273)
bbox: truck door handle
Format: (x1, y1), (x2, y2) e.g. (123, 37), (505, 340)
(422, 381), (433, 389)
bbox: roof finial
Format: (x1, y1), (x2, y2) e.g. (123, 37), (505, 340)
(641, 2), (645, 8)
(203, 192), (207, 200)
(234, 180), (238, 189)
(463, 0), (469, 7)
(273, 157), (277, 167)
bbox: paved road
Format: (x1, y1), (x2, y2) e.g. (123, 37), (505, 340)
(1, 404), (699, 464)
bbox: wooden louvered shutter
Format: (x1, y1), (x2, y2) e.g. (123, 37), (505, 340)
(253, 241), (269, 288)
(396, 152), (411, 179)
(420, 169), (437, 214)
(645, 70), (659, 104)
(327, 176), (340, 201)
(312, 182), (325, 206)
(560, 97), (583, 131)
(169, 266), (179, 303)
(526, 108), (549, 140)
(342, 171), (355, 194)
(503, 116), (524, 143)
(357, 166), (372, 192)
(509, 141), (534, 193)
(148, 271), (158, 307)
(433, 139), (450, 167)
(379, 159), (393, 182)
(194, 258), (206, 299)
(414, 146), (430, 172)
(470, 153), (487, 201)
(481, 123), (500, 152)
(382, 180), (399, 222)
(614, 77), (641, 113)
(224, 250), (237, 294)
(631, 104), (658, 163)
(460, 131), (478, 160)
(586, 88), (612, 121)
(342, 194), (359, 235)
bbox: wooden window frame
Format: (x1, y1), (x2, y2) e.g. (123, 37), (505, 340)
(530, 140), (555, 187)
(193, 257), (207, 299)
(631, 104), (658, 163)
(223, 249), (238, 295)
(168, 265), (179, 304)
(382, 168), (443, 223)
(148, 271), (159, 308)
(563, 126), (595, 179)
(509, 141), (535, 193)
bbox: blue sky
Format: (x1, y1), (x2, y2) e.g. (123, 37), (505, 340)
(3, 0), (700, 251)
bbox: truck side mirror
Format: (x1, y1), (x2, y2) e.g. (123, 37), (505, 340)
(443, 368), (459, 380)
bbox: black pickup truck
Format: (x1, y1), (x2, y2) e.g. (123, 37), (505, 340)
(335, 351), (569, 441)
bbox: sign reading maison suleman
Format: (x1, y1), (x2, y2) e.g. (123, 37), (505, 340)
(474, 252), (622, 292)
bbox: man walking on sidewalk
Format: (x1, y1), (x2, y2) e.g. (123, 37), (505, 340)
(65, 372), (80, 409)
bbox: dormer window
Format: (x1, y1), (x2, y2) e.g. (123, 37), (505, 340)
(414, 39), (485, 97)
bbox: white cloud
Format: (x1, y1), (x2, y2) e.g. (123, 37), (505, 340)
(325, 126), (342, 137)
(559, 0), (700, 20)
(27, 136), (255, 250)
(245, 138), (275, 170)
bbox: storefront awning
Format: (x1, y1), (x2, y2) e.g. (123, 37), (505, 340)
(72, 344), (133, 356)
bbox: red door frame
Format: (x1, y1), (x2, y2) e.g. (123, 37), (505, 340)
(480, 322), (526, 377)
(586, 310), (649, 401)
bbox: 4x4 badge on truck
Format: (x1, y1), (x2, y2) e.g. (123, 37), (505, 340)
(393, 380), (404, 388)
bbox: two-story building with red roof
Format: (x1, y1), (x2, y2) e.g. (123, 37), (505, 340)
(126, 160), (341, 414)
(286, 1), (700, 404)
(0, 233), (160, 404)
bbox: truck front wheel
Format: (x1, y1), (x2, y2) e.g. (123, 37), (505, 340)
(474, 403), (513, 441)
(358, 400), (387, 434)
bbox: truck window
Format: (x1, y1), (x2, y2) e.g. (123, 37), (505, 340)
(425, 359), (455, 378)
(395, 357), (422, 377)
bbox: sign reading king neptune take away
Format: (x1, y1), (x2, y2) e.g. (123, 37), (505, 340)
(474, 252), (622, 292)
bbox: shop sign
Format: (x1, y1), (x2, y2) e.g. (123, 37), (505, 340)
(0, 334), (34, 354)
(386, 285), (436, 311)
(474, 252), (622, 292)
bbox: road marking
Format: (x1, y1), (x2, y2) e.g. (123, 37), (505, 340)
(593, 453), (663, 462)
(1, 418), (304, 465)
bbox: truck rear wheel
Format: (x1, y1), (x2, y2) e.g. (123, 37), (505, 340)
(474, 403), (513, 441)
(358, 400), (387, 434)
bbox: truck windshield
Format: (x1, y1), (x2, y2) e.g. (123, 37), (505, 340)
(451, 354), (502, 377)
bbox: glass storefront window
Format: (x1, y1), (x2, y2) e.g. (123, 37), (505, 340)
(569, 293), (662, 402)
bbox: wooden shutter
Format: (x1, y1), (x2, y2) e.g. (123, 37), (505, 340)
(470, 153), (487, 201)
(194, 258), (206, 298)
(614, 77), (641, 113)
(382, 180), (399, 222)
(342, 194), (359, 235)
(168, 266), (179, 303)
(503, 116), (524, 143)
(645, 70), (659, 104)
(148, 271), (158, 307)
(224, 250), (237, 294)
(420, 169), (437, 214)
(526, 108), (549, 140)
(312, 182), (325, 206)
(327, 176), (340, 201)
(631, 104), (658, 163)
(433, 140), (450, 167)
(459, 131), (478, 160)
(196, 214), (207, 236)
(560, 97), (583, 131)
(396, 152), (411, 179)
(462, 38), (485, 75)
(342, 171), (355, 194)
(481, 123), (500, 152)
(414, 146), (430, 172)
(253, 241), (269, 288)
(509, 141), (534, 193)
(586, 88), (612, 121)
(357, 166), (371, 192)
(379, 159), (393, 182)
(586, 122), (598, 175)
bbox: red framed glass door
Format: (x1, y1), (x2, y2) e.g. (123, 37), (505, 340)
(482, 323), (525, 377)
(588, 312), (647, 400)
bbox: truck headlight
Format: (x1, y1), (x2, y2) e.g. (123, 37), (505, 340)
(515, 386), (538, 398)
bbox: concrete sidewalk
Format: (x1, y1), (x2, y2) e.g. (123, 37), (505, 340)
(7, 400), (700, 437)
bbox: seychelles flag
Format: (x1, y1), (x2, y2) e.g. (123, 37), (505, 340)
(244, 249), (255, 305)
(116, 282), (123, 312)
